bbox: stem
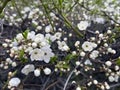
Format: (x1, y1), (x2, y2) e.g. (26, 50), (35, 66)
(63, 67), (76, 90)
(61, 13), (83, 37)
(40, 0), (55, 31)
(2, 70), (17, 90)
(45, 80), (59, 90)
(51, 0), (83, 37)
(0, 0), (11, 14)
(11, 0), (23, 21)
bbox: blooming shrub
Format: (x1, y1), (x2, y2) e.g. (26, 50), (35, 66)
(0, 0), (120, 90)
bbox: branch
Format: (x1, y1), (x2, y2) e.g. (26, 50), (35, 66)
(45, 80), (59, 90)
(0, 0), (11, 14)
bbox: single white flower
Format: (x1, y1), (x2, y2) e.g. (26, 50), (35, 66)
(80, 51), (85, 57)
(93, 80), (98, 85)
(76, 61), (80, 66)
(84, 59), (92, 65)
(77, 21), (89, 30)
(44, 67), (51, 75)
(40, 46), (54, 63)
(32, 42), (37, 48)
(82, 41), (94, 52)
(27, 31), (35, 40)
(45, 25), (52, 33)
(34, 69), (41, 77)
(2, 43), (8, 48)
(12, 62), (17, 67)
(76, 86), (81, 90)
(25, 47), (33, 53)
(45, 33), (56, 42)
(16, 33), (23, 41)
(107, 30), (112, 34)
(30, 48), (44, 61)
(90, 50), (99, 59)
(9, 77), (21, 87)
(114, 75), (119, 82)
(50, 12), (55, 17)
(12, 39), (18, 46)
(105, 61), (112, 67)
(36, 26), (42, 30)
(57, 41), (69, 51)
(54, 32), (62, 40)
(21, 64), (35, 75)
(108, 76), (115, 82)
(33, 34), (45, 43)
(75, 41), (80, 47)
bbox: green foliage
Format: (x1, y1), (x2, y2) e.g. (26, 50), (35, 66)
(116, 58), (120, 66)
(64, 54), (77, 63)
(50, 56), (58, 64)
(18, 49), (28, 63)
(22, 30), (29, 39)
(0, 12), (4, 18)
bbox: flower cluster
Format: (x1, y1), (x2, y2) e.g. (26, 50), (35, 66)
(0, 0), (120, 90)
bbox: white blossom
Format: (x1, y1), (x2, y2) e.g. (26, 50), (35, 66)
(9, 77), (21, 87)
(57, 41), (69, 51)
(30, 48), (44, 61)
(108, 76), (115, 82)
(84, 59), (92, 65)
(21, 64), (35, 75)
(44, 67), (51, 75)
(27, 31), (35, 40)
(25, 47), (33, 53)
(105, 61), (112, 67)
(75, 41), (80, 47)
(40, 46), (54, 63)
(93, 80), (98, 85)
(45, 25), (52, 33)
(77, 21), (89, 30)
(54, 32), (62, 40)
(90, 50), (99, 59)
(45, 33), (56, 42)
(34, 69), (40, 77)
(16, 33), (23, 41)
(33, 34), (44, 43)
(32, 42), (37, 48)
(82, 41), (97, 52)
(80, 51), (85, 57)
(76, 86), (81, 90)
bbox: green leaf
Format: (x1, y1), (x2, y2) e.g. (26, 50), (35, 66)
(64, 54), (77, 62)
(22, 30), (29, 39)
(50, 56), (58, 64)
(0, 12), (4, 18)
(116, 58), (120, 66)
(58, 0), (63, 9)
(19, 49), (28, 63)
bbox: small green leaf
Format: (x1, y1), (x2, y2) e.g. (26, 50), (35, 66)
(50, 56), (58, 64)
(18, 49), (28, 63)
(64, 54), (77, 62)
(22, 30), (29, 39)
(116, 58), (120, 66)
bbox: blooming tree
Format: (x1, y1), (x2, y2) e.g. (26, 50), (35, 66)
(0, 0), (120, 90)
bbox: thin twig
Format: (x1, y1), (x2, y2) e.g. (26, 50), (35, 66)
(63, 67), (77, 90)
(110, 83), (120, 88)
(45, 80), (59, 90)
